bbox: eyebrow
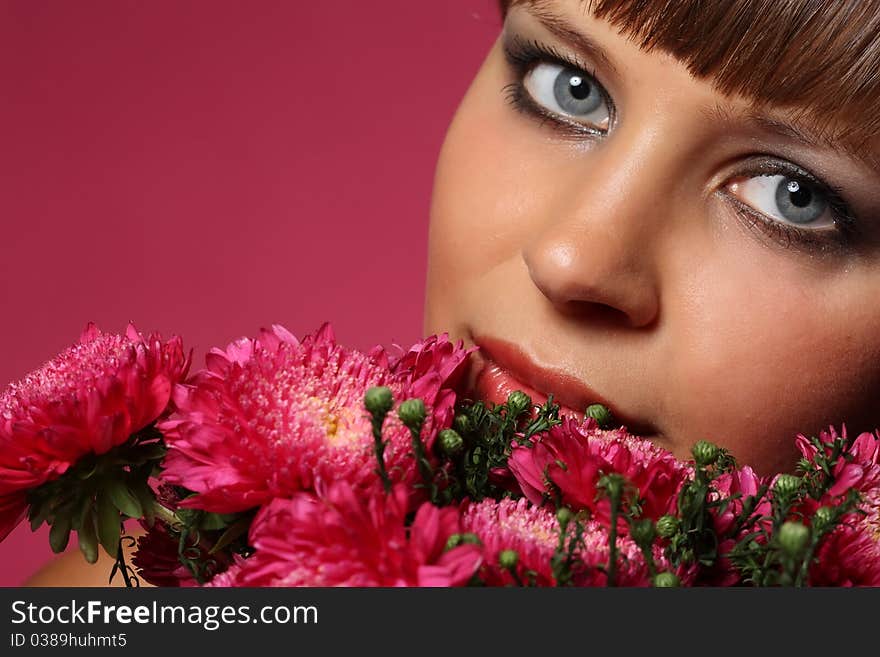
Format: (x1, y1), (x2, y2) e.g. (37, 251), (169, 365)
(514, 1), (880, 174)
(520, 2), (621, 80)
(700, 104), (880, 174)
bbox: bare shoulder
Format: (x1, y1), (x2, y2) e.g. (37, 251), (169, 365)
(24, 530), (152, 588)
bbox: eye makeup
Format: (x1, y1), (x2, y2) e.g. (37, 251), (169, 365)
(502, 34), (615, 139)
(499, 30), (869, 258)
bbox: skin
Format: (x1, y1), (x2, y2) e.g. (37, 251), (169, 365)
(424, 0), (880, 478)
(29, 0), (880, 586)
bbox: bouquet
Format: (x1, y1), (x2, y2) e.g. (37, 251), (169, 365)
(2, 322), (879, 587)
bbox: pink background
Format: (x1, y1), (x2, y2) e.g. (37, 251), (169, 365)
(0, 0), (500, 586)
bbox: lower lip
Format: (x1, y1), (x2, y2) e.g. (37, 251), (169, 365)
(472, 358), (587, 422)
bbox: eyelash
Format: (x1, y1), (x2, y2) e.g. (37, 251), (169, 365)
(502, 36), (613, 139)
(500, 36), (862, 255)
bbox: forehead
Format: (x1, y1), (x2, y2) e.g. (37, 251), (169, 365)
(506, 0), (880, 166)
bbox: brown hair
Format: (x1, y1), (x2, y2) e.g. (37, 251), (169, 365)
(498, 0), (880, 158)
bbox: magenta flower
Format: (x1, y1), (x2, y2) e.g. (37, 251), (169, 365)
(705, 465), (771, 586)
(507, 417), (690, 524)
(461, 497), (672, 586)
(208, 482), (481, 587)
(796, 425), (880, 497)
(132, 525), (195, 587)
(160, 323), (473, 513)
(0, 323), (188, 541)
(809, 487), (880, 586)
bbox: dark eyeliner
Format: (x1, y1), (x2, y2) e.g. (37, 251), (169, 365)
(719, 156), (862, 254)
(501, 34), (614, 138)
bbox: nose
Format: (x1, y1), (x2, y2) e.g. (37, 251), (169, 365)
(522, 125), (673, 329)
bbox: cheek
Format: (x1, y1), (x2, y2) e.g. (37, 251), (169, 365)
(425, 43), (556, 334)
(671, 245), (880, 472)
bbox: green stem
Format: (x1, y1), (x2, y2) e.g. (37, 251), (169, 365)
(151, 502), (180, 529)
(371, 417), (392, 494)
(408, 425), (436, 501)
(607, 493), (620, 588)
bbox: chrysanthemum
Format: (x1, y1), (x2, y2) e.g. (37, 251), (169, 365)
(133, 521), (198, 588)
(705, 465), (771, 586)
(132, 483), (237, 587)
(461, 497), (664, 586)
(160, 323), (473, 513)
(0, 323), (188, 541)
(207, 482), (481, 587)
(507, 417), (690, 523)
(796, 425), (880, 497)
(809, 487), (880, 586)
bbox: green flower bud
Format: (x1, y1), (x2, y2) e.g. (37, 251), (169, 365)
(445, 533), (463, 551)
(773, 474), (802, 497)
(556, 507), (574, 528)
(630, 518), (656, 547)
(452, 414), (472, 436)
(813, 506), (835, 530)
(398, 398), (426, 430)
(598, 473), (624, 500)
(655, 515), (680, 539)
(585, 403), (615, 429)
(507, 390), (532, 414)
(364, 386), (394, 416)
(438, 429), (464, 456)
(459, 532), (481, 546)
(499, 549), (519, 570)
(778, 521), (810, 557)
(691, 440), (720, 466)
(653, 572), (680, 588)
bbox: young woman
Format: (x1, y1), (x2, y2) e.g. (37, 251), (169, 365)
(28, 0), (880, 584)
(424, 0), (880, 479)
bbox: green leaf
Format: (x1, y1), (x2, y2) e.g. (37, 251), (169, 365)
(132, 480), (157, 525)
(96, 493), (121, 559)
(209, 515), (252, 555)
(49, 516), (72, 553)
(76, 460), (99, 480)
(28, 499), (52, 532)
(136, 443), (168, 463)
(199, 512), (236, 531)
(107, 480), (143, 519)
(77, 511), (99, 564)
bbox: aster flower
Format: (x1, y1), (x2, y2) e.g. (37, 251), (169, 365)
(704, 465), (771, 586)
(208, 482), (481, 587)
(808, 486), (880, 586)
(160, 323), (473, 513)
(0, 323), (188, 557)
(507, 417), (690, 524)
(132, 521), (205, 587)
(461, 497), (672, 586)
(132, 483), (241, 587)
(796, 424), (880, 498)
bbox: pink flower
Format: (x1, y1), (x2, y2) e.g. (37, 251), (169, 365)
(796, 425), (880, 497)
(705, 465), (771, 586)
(461, 497), (668, 586)
(160, 323), (473, 513)
(0, 324), (189, 541)
(208, 482), (481, 587)
(132, 483), (236, 587)
(507, 417), (690, 524)
(809, 487), (880, 586)
(711, 465), (768, 536)
(133, 521), (232, 587)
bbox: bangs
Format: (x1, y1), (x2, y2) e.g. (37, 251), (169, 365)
(500, 0), (880, 153)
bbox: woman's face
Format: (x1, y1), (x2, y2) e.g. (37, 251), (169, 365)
(424, 0), (880, 475)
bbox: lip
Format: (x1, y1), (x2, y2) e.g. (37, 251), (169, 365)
(466, 335), (659, 438)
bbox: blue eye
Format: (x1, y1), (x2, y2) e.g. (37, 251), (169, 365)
(523, 62), (611, 132)
(728, 175), (833, 229)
